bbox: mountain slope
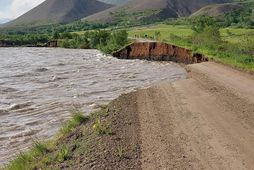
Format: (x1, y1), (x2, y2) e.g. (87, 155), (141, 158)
(191, 3), (243, 18)
(83, 0), (233, 23)
(98, 0), (129, 5)
(192, 0), (253, 18)
(5, 0), (113, 27)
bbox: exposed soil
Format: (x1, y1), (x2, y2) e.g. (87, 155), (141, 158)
(113, 42), (208, 64)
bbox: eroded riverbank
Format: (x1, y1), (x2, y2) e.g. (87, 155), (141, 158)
(0, 48), (186, 166)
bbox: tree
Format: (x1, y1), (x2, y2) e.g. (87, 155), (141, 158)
(191, 16), (217, 33)
(52, 31), (60, 39)
(191, 16), (222, 50)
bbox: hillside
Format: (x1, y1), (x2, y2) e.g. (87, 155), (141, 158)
(83, 0), (233, 23)
(98, 0), (129, 5)
(191, 3), (243, 18)
(4, 0), (113, 27)
(192, 0), (254, 19)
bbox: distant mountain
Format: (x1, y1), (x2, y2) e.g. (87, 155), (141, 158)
(98, 0), (129, 5)
(4, 0), (113, 27)
(83, 0), (233, 23)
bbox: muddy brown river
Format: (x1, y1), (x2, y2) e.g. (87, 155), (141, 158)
(0, 48), (186, 166)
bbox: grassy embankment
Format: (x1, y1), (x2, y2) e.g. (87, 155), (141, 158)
(128, 24), (254, 72)
(5, 93), (141, 170)
(5, 110), (91, 170)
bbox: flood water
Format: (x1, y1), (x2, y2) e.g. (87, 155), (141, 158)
(0, 48), (186, 166)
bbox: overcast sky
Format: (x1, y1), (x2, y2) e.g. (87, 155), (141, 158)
(0, 0), (45, 20)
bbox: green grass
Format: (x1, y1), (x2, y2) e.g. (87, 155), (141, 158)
(5, 106), (113, 170)
(60, 110), (89, 134)
(5, 110), (89, 170)
(6, 141), (52, 170)
(57, 145), (70, 163)
(128, 24), (254, 43)
(128, 24), (193, 41)
(128, 24), (254, 72)
(220, 28), (254, 43)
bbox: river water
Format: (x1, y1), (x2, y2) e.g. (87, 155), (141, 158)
(0, 48), (186, 166)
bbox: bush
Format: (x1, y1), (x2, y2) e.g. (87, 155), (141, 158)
(191, 15), (217, 33)
(60, 32), (73, 39)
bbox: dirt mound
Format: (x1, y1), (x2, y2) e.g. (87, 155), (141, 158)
(113, 42), (208, 64)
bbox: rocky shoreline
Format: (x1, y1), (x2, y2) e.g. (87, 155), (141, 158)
(0, 40), (57, 47)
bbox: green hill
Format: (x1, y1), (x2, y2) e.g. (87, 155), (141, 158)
(83, 0), (233, 23)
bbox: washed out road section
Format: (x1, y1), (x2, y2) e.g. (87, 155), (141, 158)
(0, 48), (186, 166)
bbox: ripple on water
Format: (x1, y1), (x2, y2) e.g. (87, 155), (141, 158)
(0, 48), (187, 166)
(34, 68), (49, 72)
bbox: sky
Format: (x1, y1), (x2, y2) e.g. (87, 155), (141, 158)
(0, 0), (45, 21)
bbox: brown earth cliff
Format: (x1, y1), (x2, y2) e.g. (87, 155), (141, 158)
(113, 42), (208, 64)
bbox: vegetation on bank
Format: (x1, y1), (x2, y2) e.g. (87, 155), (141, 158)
(0, 34), (50, 46)
(128, 16), (254, 72)
(5, 108), (107, 170)
(0, 30), (129, 54)
(6, 96), (141, 170)
(58, 29), (129, 54)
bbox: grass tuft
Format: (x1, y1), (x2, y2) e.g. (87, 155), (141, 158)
(5, 141), (49, 170)
(57, 145), (70, 163)
(60, 110), (89, 134)
(115, 146), (124, 159)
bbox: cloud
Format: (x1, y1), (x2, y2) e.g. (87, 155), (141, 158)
(1, 0), (45, 19)
(11, 0), (45, 18)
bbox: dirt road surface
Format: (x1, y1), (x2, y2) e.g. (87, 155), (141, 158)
(131, 62), (254, 170)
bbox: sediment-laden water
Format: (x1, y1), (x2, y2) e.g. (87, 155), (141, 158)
(0, 48), (186, 166)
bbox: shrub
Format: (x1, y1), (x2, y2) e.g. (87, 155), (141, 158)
(191, 15), (217, 33)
